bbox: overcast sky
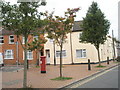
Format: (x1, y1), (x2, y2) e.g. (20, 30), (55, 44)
(5, 0), (119, 39)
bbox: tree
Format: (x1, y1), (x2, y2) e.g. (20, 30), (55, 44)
(2, 1), (46, 88)
(80, 2), (110, 66)
(28, 34), (47, 66)
(44, 8), (80, 78)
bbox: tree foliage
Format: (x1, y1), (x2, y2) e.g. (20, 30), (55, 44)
(28, 35), (47, 51)
(2, 1), (46, 88)
(44, 8), (80, 77)
(80, 2), (110, 66)
(44, 8), (80, 46)
(2, 2), (45, 36)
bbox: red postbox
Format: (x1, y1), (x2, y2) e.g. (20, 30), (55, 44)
(40, 56), (46, 73)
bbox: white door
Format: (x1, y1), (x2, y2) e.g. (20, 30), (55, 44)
(46, 50), (50, 64)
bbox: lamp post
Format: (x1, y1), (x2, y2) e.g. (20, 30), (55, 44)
(16, 36), (19, 69)
(112, 30), (116, 61)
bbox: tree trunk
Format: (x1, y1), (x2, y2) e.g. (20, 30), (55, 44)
(60, 44), (63, 78)
(37, 50), (39, 66)
(36, 50), (39, 66)
(23, 35), (28, 88)
(70, 32), (74, 64)
(53, 41), (56, 66)
(16, 35), (19, 66)
(97, 47), (101, 66)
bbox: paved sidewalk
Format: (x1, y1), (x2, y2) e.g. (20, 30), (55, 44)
(2, 65), (24, 72)
(2, 61), (118, 88)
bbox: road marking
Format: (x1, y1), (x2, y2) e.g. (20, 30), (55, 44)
(70, 65), (119, 88)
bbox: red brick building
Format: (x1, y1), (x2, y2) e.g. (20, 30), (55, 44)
(0, 28), (44, 65)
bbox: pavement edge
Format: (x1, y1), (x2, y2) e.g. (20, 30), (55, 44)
(58, 63), (119, 89)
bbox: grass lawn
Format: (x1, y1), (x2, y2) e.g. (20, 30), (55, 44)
(51, 77), (72, 81)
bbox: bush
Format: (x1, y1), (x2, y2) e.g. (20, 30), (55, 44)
(116, 56), (120, 62)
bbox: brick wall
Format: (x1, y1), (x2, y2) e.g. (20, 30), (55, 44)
(2, 35), (44, 65)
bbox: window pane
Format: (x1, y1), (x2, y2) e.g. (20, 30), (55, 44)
(1, 40), (4, 43)
(56, 51), (60, 57)
(34, 36), (38, 40)
(76, 50), (81, 58)
(62, 50), (66, 57)
(82, 49), (86, 57)
(76, 49), (86, 58)
(49, 39), (53, 42)
(9, 35), (14, 44)
(83, 52), (86, 57)
(0, 36), (3, 39)
(4, 50), (13, 59)
(27, 50), (33, 60)
(0, 36), (4, 44)
(11, 39), (14, 42)
(22, 36), (28, 44)
(10, 36), (14, 38)
(79, 33), (82, 38)
(56, 50), (66, 57)
(0, 40), (4, 44)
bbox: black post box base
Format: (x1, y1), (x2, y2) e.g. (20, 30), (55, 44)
(41, 71), (46, 73)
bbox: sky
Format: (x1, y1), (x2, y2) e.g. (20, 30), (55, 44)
(5, 0), (119, 39)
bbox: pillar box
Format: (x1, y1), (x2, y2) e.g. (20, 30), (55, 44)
(40, 56), (46, 73)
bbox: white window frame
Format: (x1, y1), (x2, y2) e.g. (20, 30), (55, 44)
(22, 36), (28, 44)
(22, 36), (25, 44)
(4, 50), (14, 59)
(23, 50), (33, 60)
(56, 50), (66, 58)
(0, 35), (4, 44)
(9, 35), (14, 44)
(49, 38), (54, 43)
(76, 49), (86, 58)
(79, 33), (82, 42)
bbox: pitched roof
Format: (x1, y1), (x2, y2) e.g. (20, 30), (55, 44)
(72, 21), (83, 32)
(0, 28), (14, 35)
(0, 21), (83, 35)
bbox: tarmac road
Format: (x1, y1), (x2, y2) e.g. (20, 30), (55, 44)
(75, 66), (119, 88)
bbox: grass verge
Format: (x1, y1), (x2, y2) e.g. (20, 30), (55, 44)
(36, 65), (40, 68)
(51, 77), (72, 81)
(113, 61), (120, 63)
(95, 65), (106, 68)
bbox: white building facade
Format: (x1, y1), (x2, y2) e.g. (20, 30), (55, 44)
(44, 21), (117, 64)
